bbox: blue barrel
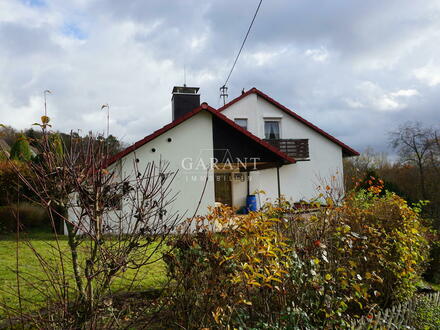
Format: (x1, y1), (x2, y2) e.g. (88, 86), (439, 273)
(246, 195), (258, 212)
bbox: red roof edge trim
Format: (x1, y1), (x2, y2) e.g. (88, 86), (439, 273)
(105, 105), (207, 167)
(218, 88), (359, 157)
(105, 102), (296, 167)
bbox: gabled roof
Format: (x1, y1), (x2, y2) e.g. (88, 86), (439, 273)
(106, 103), (296, 167)
(218, 88), (359, 157)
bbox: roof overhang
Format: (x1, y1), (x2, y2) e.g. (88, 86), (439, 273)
(218, 88), (359, 157)
(106, 103), (296, 168)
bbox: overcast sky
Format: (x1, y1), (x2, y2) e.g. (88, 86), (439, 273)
(1, 0), (439, 154)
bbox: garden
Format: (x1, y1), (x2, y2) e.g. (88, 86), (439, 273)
(0, 120), (439, 329)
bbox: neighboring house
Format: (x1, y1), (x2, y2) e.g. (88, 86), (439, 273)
(102, 86), (358, 224)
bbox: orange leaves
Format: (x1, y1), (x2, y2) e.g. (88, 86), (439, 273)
(205, 204), (292, 292)
(33, 115), (52, 129)
(41, 115), (50, 125)
(180, 202), (293, 308)
(166, 191), (430, 327)
(212, 307), (224, 324)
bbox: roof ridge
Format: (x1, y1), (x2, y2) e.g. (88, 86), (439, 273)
(106, 103), (296, 167)
(218, 88), (359, 156)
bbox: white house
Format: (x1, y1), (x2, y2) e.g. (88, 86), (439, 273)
(105, 86), (358, 221)
(217, 88), (359, 207)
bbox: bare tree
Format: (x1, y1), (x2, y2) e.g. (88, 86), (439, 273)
(343, 146), (389, 190)
(389, 121), (435, 200)
(427, 130), (440, 175)
(1, 118), (193, 328)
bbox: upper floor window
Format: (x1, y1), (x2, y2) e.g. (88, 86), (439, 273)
(264, 120), (280, 139)
(234, 118), (248, 130)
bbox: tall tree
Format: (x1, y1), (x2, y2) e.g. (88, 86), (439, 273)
(428, 130), (440, 175)
(389, 122), (436, 200)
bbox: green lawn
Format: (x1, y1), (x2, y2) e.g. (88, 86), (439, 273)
(0, 231), (167, 318)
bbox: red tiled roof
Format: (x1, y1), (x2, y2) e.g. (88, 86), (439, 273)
(218, 88), (359, 157)
(106, 103), (296, 167)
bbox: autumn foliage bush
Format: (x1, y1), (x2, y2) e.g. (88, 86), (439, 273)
(163, 207), (291, 328)
(163, 185), (430, 328)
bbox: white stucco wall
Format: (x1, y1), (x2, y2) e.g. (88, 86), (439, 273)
(117, 111), (216, 223)
(231, 174), (248, 207)
(223, 94), (344, 207)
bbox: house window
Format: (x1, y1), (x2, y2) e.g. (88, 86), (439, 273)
(264, 120), (280, 139)
(234, 118), (248, 130)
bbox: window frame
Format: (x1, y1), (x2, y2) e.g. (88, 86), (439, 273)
(234, 118), (248, 130)
(264, 118), (281, 140)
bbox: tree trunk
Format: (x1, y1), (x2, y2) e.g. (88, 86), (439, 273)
(66, 221), (85, 300)
(418, 162), (427, 200)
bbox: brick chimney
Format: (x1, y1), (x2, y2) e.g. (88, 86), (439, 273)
(171, 86), (200, 121)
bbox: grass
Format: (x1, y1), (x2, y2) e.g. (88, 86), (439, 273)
(0, 230), (167, 318)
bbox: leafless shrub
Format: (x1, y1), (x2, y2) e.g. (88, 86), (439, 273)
(0, 120), (195, 328)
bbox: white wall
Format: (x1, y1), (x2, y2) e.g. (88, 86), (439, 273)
(231, 173), (248, 208)
(223, 94), (344, 206)
(118, 111), (216, 223)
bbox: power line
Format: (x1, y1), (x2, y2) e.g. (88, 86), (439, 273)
(222, 0), (263, 89)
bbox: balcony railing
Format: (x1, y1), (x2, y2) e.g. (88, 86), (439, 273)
(264, 138), (309, 160)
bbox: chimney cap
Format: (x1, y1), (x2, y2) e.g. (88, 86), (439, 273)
(172, 86), (199, 94)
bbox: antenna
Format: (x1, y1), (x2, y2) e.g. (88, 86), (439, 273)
(101, 103), (110, 156)
(43, 90), (51, 117)
(183, 63), (187, 87)
(101, 104), (110, 138)
(220, 85), (228, 105)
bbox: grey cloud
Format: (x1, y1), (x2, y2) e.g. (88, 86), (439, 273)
(0, 0), (439, 155)
(0, 22), (60, 56)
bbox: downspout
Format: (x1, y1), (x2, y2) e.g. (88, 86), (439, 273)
(276, 165), (281, 203)
(247, 171), (250, 196)
(276, 165), (283, 232)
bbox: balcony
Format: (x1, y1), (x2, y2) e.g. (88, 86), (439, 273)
(264, 138), (309, 160)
